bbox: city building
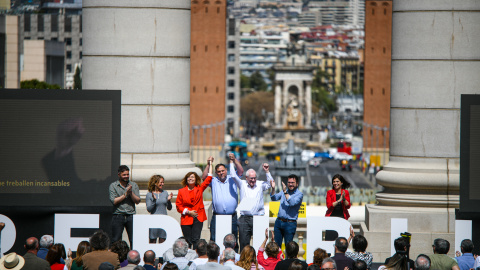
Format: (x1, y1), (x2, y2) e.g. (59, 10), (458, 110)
(21, 39), (65, 86)
(363, 0), (392, 158)
(190, 0), (227, 145)
(0, 15), (20, 88)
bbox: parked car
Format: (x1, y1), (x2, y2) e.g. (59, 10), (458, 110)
(315, 151), (333, 160)
(334, 152), (353, 161)
(340, 159), (352, 171)
(309, 157), (322, 167)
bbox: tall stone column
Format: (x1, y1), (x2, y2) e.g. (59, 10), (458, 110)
(274, 82), (282, 127)
(305, 81), (312, 128)
(364, 0), (480, 261)
(82, 1), (200, 187)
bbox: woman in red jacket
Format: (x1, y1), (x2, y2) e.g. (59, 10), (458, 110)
(325, 174), (351, 220)
(176, 161), (213, 249)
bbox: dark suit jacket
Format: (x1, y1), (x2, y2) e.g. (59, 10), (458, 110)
(22, 252), (50, 270)
(274, 258), (308, 270)
(83, 250), (120, 270)
(176, 176), (212, 225)
(332, 253), (354, 270)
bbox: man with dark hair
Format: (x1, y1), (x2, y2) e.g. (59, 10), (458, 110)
(352, 260), (367, 270)
(270, 174), (303, 248)
(415, 254), (431, 270)
(120, 250), (141, 270)
(274, 241), (308, 270)
(196, 242), (230, 270)
(193, 239), (209, 266)
(430, 238), (460, 270)
(203, 154), (244, 245)
(455, 239), (474, 270)
(161, 238), (196, 270)
(143, 250), (156, 270)
(109, 165), (140, 248)
(83, 230), (120, 270)
(385, 237), (415, 268)
(21, 237), (50, 270)
(331, 237), (354, 270)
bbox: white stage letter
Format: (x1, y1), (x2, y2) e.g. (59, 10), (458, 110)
(215, 215), (232, 252)
(54, 214), (100, 252)
(0, 214), (16, 257)
(390, 218), (408, 256)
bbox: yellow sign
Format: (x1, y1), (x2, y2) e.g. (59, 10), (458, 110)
(269, 201), (306, 218)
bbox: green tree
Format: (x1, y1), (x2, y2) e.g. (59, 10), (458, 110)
(311, 68), (337, 115)
(249, 71), (268, 91)
(20, 79), (61, 89)
(240, 91), (274, 136)
(73, 66), (82, 90)
(240, 74), (251, 89)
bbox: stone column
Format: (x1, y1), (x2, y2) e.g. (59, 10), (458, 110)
(274, 82), (282, 127)
(82, 1), (201, 187)
(305, 81), (312, 128)
(364, 0), (480, 261)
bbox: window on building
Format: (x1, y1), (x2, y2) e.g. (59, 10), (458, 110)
(382, 88), (385, 95)
(205, 45), (208, 52)
(372, 8), (375, 15)
(383, 47), (386, 54)
(228, 18), (235, 36)
(193, 86), (196, 93)
(66, 51), (72, 59)
(228, 54), (235, 61)
(228, 67), (235, 74)
(80, 38), (82, 46)
(227, 105), (234, 113)
(216, 45), (219, 52)
(204, 86), (207, 93)
(79, 16), (82, 32)
(205, 7), (208, 13)
(79, 52), (82, 59)
(37, 15), (44, 32)
(228, 93), (235, 100)
(65, 16), (72, 32)
(51, 14), (58, 32)
(66, 64), (72, 72)
(24, 14), (30, 32)
(217, 7), (220, 13)
(228, 41), (235, 49)
(370, 88), (373, 95)
(66, 38), (72, 46)
(216, 86), (219, 93)
(193, 45), (196, 52)
(228, 80), (235, 87)
(384, 8), (387, 15)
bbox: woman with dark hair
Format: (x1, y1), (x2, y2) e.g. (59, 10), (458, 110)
(146, 174), (173, 244)
(176, 161), (213, 249)
(309, 248), (328, 267)
(163, 262), (179, 270)
(325, 174), (351, 220)
(110, 240), (130, 268)
(346, 230), (373, 269)
(288, 261), (304, 270)
(70, 241), (91, 270)
(378, 253), (409, 270)
(46, 244), (67, 270)
(237, 245), (264, 270)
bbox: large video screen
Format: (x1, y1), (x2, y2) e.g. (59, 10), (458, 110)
(0, 89), (120, 207)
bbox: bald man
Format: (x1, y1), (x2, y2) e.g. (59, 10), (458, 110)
(143, 250), (157, 270)
(22, 237), (50, 270)
(120, 250), (141, 270)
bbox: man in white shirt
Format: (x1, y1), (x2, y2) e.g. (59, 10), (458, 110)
(230, 161), (273, 251)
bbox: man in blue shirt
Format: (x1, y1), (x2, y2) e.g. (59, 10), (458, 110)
(455, 239), (475, 270)
(202, 154), (244, 246)
(270, 174), (303, 248)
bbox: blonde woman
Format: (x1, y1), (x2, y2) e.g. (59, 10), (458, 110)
(146, 175), (173, 244)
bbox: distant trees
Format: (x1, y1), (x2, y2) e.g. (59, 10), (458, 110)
(20, 79), (61, 89)
(311, 68), (337, 115)
(240, 91), (274, 137)
(73, 66), (82, 90)
(240, 71), (268, 91)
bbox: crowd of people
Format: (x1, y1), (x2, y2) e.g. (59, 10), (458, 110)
(0, 226), (477, 270)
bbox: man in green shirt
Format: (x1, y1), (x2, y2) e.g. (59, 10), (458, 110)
(109, 165), (140, 248)
(430, 238), (460, 270)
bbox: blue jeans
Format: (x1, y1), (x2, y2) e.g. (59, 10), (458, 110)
(274, 218), (297, 248)
(210, 212), (238, 251)
(111, 214), (134, 249)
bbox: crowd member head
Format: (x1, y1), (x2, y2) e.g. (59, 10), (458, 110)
(289, 260), (304, 270)
(287, 174), (299, 191)
(224, 248), (236, 262)
(0, 253), (25, 270)
(393, 237), (409, 253)
(265, 241), (280, 259)
(118, 165), (130, 182)
(384, 253), (408, 270)
(460, 239), (474, 254)
(334, 237), (348, 254)
(245, 169), (257, 188)
(173, 238), (189, 258)
(196, 239), (208, 257)
(433, 238), (450, 254)
(312, 248), (328, 266)
(127, 250), (141, 265)
(144, 250), (156, 266)
(237, 245), (259, 270)
(148, 175), (165, 192)
(39, 235), (54, 250)
(99, 262), (115, 270)
(89, 230), (110, 251)
(321, 257), (337, 270)
(215, 164), (228, 180)
(415, 254), (431, 270)
(352, 235), (368, 253)
(181, 172), (202, 188)
(24, 237), (39, 254)
(206, 242), (220, 261)
(73, 241), (91, 267)
(223, 234), (237, 249)
(331, 174), (351, 190)
(111, 240), (130, 264)
(55, 243), (67, 260)
(352, 260), (367, 270)
(164, 262), (180, 270)
(285, 241), (300, 259)
(46, 244), (63, 266)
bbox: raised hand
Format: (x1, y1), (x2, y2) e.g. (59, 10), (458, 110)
(265, 228), (269, 239)
(152, 192), (157, 200)
(168, 192), (173, 200)
(229, 153), (235, 161)
(281, 181), (287, 192)
(263, 163), (269, 172)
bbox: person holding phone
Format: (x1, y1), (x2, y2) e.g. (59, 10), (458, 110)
(325, 174), (351, 220)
